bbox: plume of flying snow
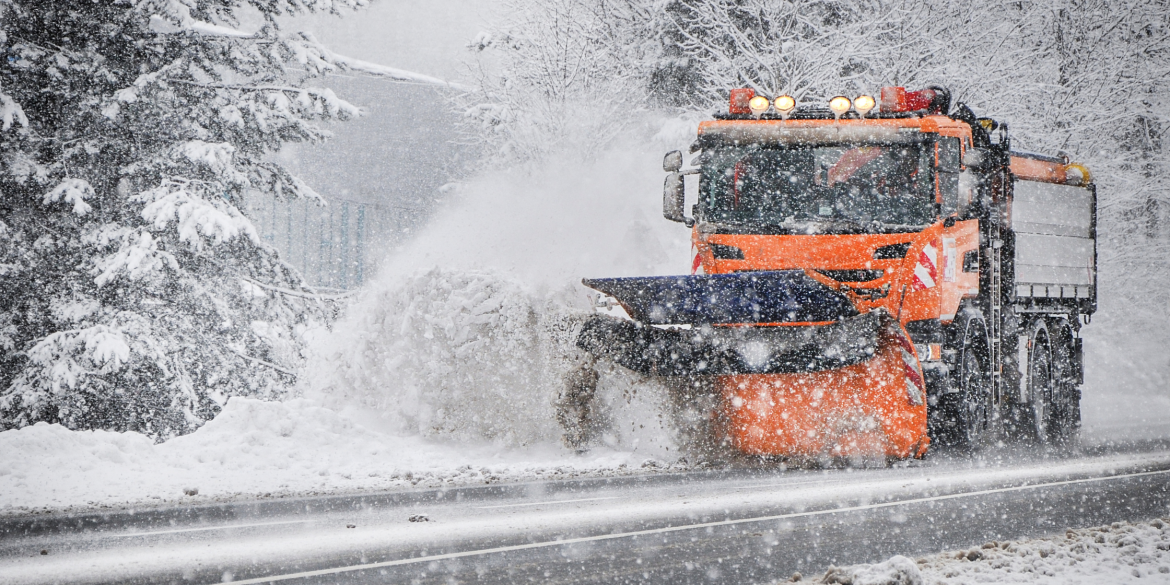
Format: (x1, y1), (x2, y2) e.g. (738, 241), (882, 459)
(303, 114), (700, 454)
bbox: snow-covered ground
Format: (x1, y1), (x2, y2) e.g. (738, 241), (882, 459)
(0, 396), (691, 514)
(818, 517), (1170, 585)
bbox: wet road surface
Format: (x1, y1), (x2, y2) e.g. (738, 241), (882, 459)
(3, 444), (1170, 584)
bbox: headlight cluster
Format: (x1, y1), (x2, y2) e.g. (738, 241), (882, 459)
(729, 89), (879, 118)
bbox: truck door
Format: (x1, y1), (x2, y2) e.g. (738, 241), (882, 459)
(938, 136), (979, 324)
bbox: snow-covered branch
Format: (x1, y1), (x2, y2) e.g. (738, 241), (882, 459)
(238, 276), (356, 301)
(227, 346), (298, 378)
(328, 52), (475, 92)
(42, 179), (95, 216)
(290, 31), (473, 92)
(148, 14), (254, 38)
(135, 181), (261, 251)
(0, 90), (28, 132)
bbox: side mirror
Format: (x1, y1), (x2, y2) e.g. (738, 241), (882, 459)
(663, 150), (683, 172)
(663, 172), (687, 224)
(961, 148), (986, 169)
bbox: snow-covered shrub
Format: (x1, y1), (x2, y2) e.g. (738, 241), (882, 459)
(0, 1), (378, 439)
(306, 266), (686, 457)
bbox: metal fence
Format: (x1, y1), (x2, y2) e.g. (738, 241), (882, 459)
(248, 194), (407, 291)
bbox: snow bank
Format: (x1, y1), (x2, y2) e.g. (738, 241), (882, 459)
(0, 396), (684, 513)
(811, 518), (1170, 584)
(820, 555), (923, 585)
(0, 399), (385, 510)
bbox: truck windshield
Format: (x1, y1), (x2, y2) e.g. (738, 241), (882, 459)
(699, 143), (935, 233)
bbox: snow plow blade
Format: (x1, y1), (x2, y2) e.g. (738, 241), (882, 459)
(577, 270), (873, 376)
(581, 270), (857, 325)
(575, 311), (882, 376)
(576, 271), (929, 459)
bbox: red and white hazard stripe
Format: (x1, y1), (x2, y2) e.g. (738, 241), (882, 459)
(888, 322), (925, 406)
(912, 240), (939, 291)
(691, 244), (705, 275)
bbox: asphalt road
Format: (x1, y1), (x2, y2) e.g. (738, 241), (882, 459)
(3, 445), (1170, 585)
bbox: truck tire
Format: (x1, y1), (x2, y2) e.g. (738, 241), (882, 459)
(1025, 319), (1056, 444)
(1048, 320), (1081, 445)
(950, 309), (994, 450)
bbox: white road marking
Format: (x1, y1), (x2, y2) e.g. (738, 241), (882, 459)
(228, 468), (1170, 585)
(476, 496), (621, 509)
(111, 519), (309, 538)
(731, 477), (854, 490)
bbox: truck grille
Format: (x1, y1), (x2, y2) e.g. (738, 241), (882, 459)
(814, 269), (885, 283)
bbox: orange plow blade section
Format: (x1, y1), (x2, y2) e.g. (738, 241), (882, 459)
(721, 323), (929, 460)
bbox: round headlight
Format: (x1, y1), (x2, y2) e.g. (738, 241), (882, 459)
(748, 95), (770, 116)
(828, 96), (852, 116)
(854, 94), (876, 116)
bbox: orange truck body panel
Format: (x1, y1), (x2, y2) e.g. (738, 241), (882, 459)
(1009, 155), (1067, 183)
(695, 221), (981, 324)
(723, 324), (929, 459)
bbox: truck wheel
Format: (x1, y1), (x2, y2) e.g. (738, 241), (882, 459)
(1025, 320), (1056, 444)
(1048, 321), (1081, 444)
(953, 311), (993, 450)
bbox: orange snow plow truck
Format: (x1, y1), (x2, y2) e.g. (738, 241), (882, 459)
(577, 86), (1095, 459)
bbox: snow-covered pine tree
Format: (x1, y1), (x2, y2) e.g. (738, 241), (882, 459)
(0, 0), (373, 440)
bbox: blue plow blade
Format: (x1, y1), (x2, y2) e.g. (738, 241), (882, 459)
(581, 270), (858, 325)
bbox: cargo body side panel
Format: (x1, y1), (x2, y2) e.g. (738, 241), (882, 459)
(1011, 179), (1096, 301)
